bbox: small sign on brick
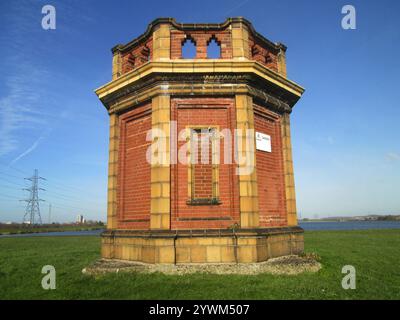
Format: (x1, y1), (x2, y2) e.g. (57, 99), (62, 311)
(255, 132), (272, 152)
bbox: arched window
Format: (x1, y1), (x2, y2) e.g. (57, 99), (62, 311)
(182, 37), (196, 59)
(207, 37), (221, 59)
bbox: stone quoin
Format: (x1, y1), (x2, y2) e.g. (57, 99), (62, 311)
(95, 17), (305, 264)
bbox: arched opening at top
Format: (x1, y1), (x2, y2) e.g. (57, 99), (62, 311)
(207, 36), (221, 59)
(265, 52), (273, 64)
(141, 45), (150, 62)
(182, 37), (197, 59)
(127, 53), (136, 67)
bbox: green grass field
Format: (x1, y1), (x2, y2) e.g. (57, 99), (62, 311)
(0, 224), (103, 235)
(0, 229), (399, 299)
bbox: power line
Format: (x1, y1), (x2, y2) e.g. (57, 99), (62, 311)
(43, 179), (103, 197)
(0, 171), (25, 179)
(20, 169), (45, 225)
(1, 173), (103, 204)
(1, 186), (103, 215)
(51, 202), (101, 213)
(0, 175), (28, 188)
(0, 161), (30, 176)
(0, 184), (22, 191)
(0, 162), (106, 219)
(0, 192), (21, 200)
(1, 162), (103, 198)
(45, 189), (105, 206)
(0, 183), (103, 211)
(2, 170), (101, 200)
(0, 198), (22, 202)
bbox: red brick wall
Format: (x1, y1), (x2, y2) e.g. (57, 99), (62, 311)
(117, 103), (152, 229)
(115, 99), (288, 231)
(171, 29), (232, 59)
(254, 104), (287, 227)
(171, 97), (239, 229)
(117, 28), (281, 75)
(248, 35), (278, 72)
(120, 37), (153, 75)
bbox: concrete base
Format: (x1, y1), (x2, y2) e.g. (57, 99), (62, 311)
(101, 227), (304, 264)
(83, 255), (320, 276)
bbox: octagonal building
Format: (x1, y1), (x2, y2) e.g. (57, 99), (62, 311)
(95, 18), (305, 264)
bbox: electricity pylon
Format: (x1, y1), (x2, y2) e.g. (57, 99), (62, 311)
(21, 169), (45, 225)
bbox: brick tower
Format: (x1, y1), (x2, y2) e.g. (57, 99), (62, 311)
(95, 18), (305, 264)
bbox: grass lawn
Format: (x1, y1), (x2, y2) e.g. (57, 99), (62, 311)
(0, 224), (103, 235)
(0, 229), (399, 299)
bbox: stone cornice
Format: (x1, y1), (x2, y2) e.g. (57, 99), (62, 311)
(111, 17), (285, 54)
(105, 83), (293, 115)
(95, 60), (305, 110)
(102, 226), (304, 238)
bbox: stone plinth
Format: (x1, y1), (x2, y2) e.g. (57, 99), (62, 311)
(101, 227), (303, 264)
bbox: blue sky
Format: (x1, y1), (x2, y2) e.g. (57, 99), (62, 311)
(0, 0), (399, 222)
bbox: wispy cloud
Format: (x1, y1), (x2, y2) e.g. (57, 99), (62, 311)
(312, 135), (335, 145)
(9, 136), (44, 166)
(0, 67), (49, 157)
(9, 129), (52, 166)
(385, 152), (400, 162)
(0, 1), (100, 160)
(224, 0), (251, 16)
(0, 2), (49, 158)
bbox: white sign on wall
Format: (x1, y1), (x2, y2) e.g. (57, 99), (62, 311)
(255, 132), (271, 152)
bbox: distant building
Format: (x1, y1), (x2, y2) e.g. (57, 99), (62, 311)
(76, 215), (84, 224)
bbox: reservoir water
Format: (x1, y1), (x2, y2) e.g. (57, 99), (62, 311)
(299, 220), (400, 231)
(1, 221), (400, 238)
(0, 229), (104, 238)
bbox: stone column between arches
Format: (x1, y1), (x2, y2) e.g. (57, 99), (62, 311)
(152, 24), (171, 61)
(231, 22), (250, 60)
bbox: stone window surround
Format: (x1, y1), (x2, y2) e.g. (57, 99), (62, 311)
(186, 125), (221, 206)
